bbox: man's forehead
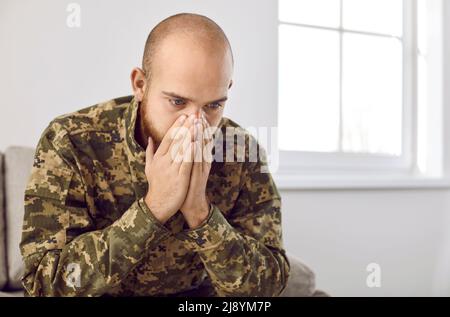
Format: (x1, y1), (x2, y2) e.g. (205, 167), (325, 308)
(154, 58), (232, 96)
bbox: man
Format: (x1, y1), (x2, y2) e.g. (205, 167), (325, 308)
(20, 13), (289, 297)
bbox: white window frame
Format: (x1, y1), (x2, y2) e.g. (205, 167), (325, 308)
(274, 0), (448, 189)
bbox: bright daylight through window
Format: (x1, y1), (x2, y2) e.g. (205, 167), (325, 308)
(277, 0), (444, 187)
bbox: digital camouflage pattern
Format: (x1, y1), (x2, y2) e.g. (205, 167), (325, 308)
(20, 96), (290, 297)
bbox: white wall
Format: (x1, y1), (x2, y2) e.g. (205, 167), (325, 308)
(1, 0), (449, 296)
(282, 189), (450, 296)
(0, 0), (277, 150)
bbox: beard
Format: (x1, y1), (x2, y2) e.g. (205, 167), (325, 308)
(137, 92), (164, 150)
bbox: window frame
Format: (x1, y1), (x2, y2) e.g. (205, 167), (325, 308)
(274, 0), (448, 189)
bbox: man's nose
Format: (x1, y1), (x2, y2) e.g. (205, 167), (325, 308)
(185, 108), (204, 119)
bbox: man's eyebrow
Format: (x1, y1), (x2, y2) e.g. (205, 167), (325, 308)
(162, 91), (228, 104)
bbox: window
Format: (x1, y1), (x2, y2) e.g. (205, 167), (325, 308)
(276, 0), (446, 188)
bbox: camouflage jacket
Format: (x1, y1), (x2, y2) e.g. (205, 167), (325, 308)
(20, 96), (289, 297)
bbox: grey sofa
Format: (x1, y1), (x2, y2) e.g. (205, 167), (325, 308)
(0, 146), (325, 297)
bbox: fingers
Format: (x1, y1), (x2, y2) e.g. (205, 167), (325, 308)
(169, 115), (195, 161)
(156, 114), (188, 156)
(201, 117), (214, 165)
(173, 123), (194, 166)
(193, 119), (204, 164)
(201, 112), (219, 140)
(178, 138), (195, 176)
(158, 113), (214, 171)
(180, 115), (212, 178)
(202, 114), (216, 148)
(190, 120), (211, 179)
(202, 116), (210, 141)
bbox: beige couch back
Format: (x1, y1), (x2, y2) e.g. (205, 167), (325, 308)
(2, 147), (35, 290)
(0, 152), (7, 289)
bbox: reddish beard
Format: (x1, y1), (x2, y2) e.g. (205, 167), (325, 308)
(137, 98), (164, 150)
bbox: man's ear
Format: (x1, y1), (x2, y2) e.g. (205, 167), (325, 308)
(130, 67), (147, 102)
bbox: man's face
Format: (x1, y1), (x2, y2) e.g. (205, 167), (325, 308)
(139, 35), (233, 147)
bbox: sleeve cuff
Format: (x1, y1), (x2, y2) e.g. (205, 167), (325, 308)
(118, 196), (172, 249)
(175, 204), (235, 252)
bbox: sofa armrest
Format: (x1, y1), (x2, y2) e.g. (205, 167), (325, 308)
(0, 151), (8, 291)
(280, 254), (329, 297)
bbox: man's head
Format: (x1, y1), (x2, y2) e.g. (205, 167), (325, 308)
(131, 13), (234, 148)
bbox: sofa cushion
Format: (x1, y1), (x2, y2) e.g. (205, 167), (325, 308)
(0, 152), (7, 290)
(4, 147), (35, 290)
(279, 254), (316, 297)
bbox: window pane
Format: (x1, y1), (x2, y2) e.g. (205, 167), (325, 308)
(417, 0), (428, 173)
(343, 0), (403, 36)
(417, 0), (428, 55)
(417, 55), (428, 173)
(279, 0), (340, 28)
(342, 33), (403, 155)
(278, 25), (340, 152)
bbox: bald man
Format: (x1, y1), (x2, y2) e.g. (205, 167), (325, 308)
(20, 13), (290, 297)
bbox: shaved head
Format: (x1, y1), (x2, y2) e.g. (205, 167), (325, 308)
(131, 13), (234, 151)
(142, 13), (234, 81)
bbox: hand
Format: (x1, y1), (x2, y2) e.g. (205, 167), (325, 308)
(144, 114), (195, 224)
(180, 115), (215, 229)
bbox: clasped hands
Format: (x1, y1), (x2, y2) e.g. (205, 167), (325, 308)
(144, 114), (215, 229)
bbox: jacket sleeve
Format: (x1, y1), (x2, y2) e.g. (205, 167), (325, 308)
(20, 122), (171, 296)
(175, 148), (290, 297)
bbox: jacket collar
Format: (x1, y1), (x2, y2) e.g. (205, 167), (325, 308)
(123, 96), (147, 198)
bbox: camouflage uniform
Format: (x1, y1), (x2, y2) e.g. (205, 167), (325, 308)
(20, 96), (290, 297)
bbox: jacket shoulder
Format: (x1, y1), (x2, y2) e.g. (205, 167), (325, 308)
(50, 95), (133, 136)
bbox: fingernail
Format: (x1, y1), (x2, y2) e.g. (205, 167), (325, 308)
(179, 115), (187, 122)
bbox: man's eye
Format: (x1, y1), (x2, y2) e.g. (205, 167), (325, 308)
(206, 102), (222, 110)
(170, 99), (185, 106)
